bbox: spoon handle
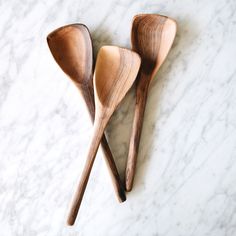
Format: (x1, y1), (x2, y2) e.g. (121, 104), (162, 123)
(125, 71), (150, 191)
(80, 82), (126, 202)
(67, 118), (108, 225)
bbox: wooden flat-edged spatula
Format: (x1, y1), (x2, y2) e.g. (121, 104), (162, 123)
(67, 46), (141, 225)
(47, 24), (126, 203)
(125, 14), (177, 191)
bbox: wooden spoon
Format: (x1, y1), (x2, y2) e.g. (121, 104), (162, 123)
(67, 46), (141, 225)
(47, 24), (126, 203)
(125, 14), (177, 191)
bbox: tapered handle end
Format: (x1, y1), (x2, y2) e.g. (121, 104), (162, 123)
(126, 185), (132, 192)
(67, 209), (77, 226)
(117, 186), (127, 202)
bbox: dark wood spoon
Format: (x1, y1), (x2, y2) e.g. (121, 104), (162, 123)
(125, 14), (177, 191)
(47, 24), (126, 203)
(67, 46), (141, 225)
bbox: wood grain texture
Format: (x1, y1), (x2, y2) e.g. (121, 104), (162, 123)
(47, 24), (126, 207)
(67, 46), (141, 225)
(125, 14), (177, 191)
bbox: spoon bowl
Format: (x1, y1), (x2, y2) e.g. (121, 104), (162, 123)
(132, 14), (176, 77)
(47, 24), (93, 84)
(95, 46), (140, 109)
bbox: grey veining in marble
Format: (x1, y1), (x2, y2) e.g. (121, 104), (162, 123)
(0, 0), (236, 235)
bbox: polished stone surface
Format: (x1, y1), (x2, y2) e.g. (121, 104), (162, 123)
(0, 0), (236, 235)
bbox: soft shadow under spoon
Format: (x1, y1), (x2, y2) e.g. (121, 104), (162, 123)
(125, 14), (177, 191)
(47, 24), (126, 203)
(67, 46), (141, 225)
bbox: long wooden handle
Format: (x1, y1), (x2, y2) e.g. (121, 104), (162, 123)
(67, 119), (107, 225)
(125, 71), (150, 191)
(79, 81), (126, 202)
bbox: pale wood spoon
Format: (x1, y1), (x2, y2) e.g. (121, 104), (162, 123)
(125, 14), (177, 191)
(47, 24), (126, 203)
(67, 46), (141, 225)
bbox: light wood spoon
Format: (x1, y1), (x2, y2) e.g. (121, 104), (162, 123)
(125, 14), (177, 191)
(47, 24), (126, 203)
(67, 46), (141, 225)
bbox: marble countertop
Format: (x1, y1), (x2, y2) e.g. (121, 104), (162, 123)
(1, 0), (236, 235)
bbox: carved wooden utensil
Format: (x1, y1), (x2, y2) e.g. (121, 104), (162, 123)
(125, 14), (177, 191)
(47, 24), (126, 203)
(67, 46), (141, 225)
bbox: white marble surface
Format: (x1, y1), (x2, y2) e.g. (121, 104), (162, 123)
(1, 0), (236, 235)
